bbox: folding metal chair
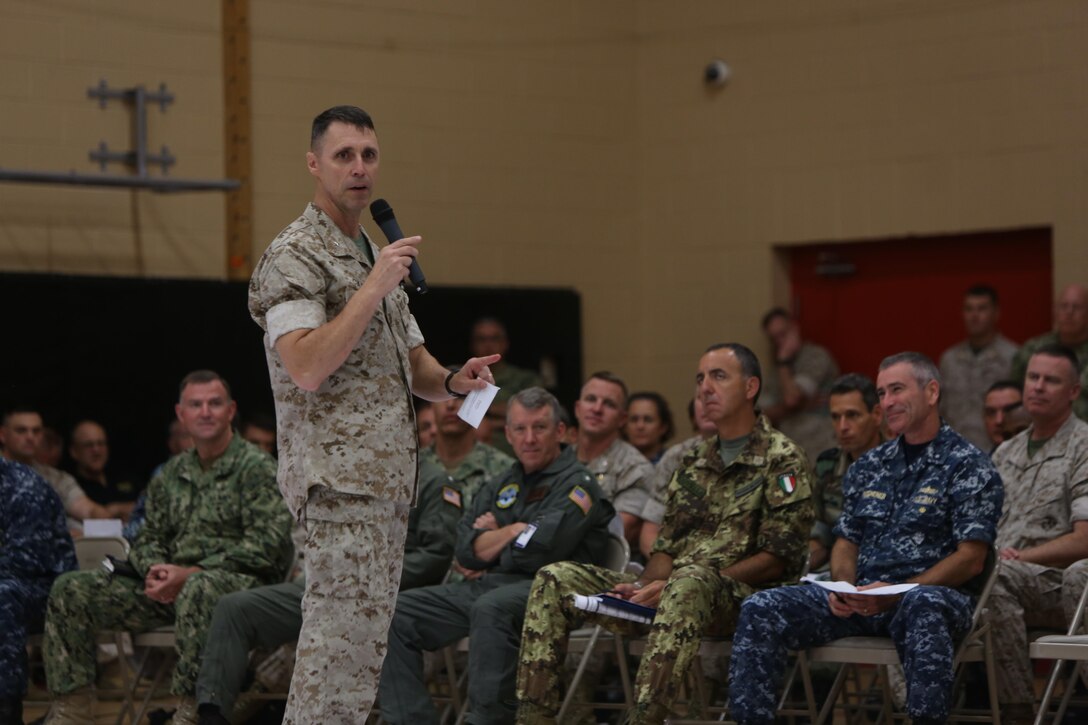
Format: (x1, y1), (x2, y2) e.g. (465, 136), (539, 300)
(1030, 569), (1088, 725)
(795, 547), (1002, 725)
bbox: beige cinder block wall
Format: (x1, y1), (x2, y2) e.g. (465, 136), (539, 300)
(2, 1), (1086, 432)
(0, 0), (226, 277)
(248, 0), (640, 376)
(630, 0), (1088, 418)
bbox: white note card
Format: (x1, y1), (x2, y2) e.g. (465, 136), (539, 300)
(457, 381), (500, 429)
(83, 519), (124, 538)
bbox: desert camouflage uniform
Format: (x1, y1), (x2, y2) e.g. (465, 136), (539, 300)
(379, 447), (614, 724)
(196, 459), (459, 715)
(30, 463), (87, 533)
(989, 413), (1088, 705)
(420, 441), (513, 510)
(43, 436), (290, 697)
(250, 202), (427, 723)
(762, 342), (840, 466)
(729, 424), (1003, 724)
(939, 335), (1019, 450)
(1010, 332), (1088, 421)
(1, 460), (75, 700)
(518, 415), (813, 724)
(576, 437), (654, 520)
(640, 434), (703, 525)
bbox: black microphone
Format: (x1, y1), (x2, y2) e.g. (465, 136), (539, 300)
(369, 198), (428, 295)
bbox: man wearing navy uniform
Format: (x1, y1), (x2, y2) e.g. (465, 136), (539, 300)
(729, 351), (1004, 725)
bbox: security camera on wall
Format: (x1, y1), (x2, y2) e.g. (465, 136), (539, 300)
(704, 59), (731, 86)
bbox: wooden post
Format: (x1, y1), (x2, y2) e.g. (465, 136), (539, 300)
(222, 0), (252, 280)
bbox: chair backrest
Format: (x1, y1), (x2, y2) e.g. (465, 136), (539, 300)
(74, 536), (130, 571)
(603, 531), (631, 573)
(966, 546), (1000, 631)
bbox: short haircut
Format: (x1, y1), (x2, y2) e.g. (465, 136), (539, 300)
(1030, 343), (1081, 379)
(311, 105), (375, 148)
(506, 387), (562, 426)
(965, 284), (999, 304)
(760, 307), (792, 330)
(704, 342), (763, 406)
(878, 352), (941, 391)
(178, 370), (233, 402)
(413, 396), (433, 413)
(829, 373), (879, 410)
(1, 406), (41, 426)
(584, 371), (629, 406)
(986, 379), (1022, 396)
(627, 391), (675, 442)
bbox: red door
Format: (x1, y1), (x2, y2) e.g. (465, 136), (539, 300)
(787, 228), (1052, 379)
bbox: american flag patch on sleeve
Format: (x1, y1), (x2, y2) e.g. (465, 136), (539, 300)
(443, 486), (462, 508)
(569, 485), (592, 515)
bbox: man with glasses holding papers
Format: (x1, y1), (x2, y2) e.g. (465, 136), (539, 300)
(729, 352), (1004, 725)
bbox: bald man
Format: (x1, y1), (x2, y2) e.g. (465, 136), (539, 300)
(1011, 283), (1088, 421)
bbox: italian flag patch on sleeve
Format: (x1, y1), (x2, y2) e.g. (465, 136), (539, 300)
(777, 472), (798, 494)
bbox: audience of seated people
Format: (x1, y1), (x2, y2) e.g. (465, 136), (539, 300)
(14, 286), (1088, 725)
(468, 317), (542, 455)
(622, 391), (674, 464)
(1, 408), (111, 536)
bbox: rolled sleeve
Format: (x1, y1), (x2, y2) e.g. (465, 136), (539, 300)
(266, 299), (327, 346)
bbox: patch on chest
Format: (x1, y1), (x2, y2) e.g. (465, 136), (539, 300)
(496, 482), (520, 509)
(678, 474), (707, 499)
(526, 485), (550, 503)
(776, 472), (797, 495)
(443, 486), (462, 508)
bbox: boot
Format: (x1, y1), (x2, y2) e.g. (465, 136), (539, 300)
(43, 688), (94, 725)
(172, 697), (199, 725)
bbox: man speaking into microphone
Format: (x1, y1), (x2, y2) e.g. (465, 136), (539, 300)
(248, 105), (498, 724)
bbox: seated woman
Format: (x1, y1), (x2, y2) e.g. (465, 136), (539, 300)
(622, 392), (674, 464)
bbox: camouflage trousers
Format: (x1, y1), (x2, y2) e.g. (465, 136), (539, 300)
(284, 491), (408, 725)
(989, 558), (1088, 705)
(517, 560), (752, 724)
(1, 577), (51, 698)
(43, 568), (258, 696)
(728, 583), (973, 723)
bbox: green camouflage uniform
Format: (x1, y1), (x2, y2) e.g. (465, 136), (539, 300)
(1010, 331), (1088, 421)
(810, 446), (849, 556)
(420, 441), (513, 510)
(43, 435), (290, 696)
(517, 415), (813, 723)
(641, 435), (704, 525)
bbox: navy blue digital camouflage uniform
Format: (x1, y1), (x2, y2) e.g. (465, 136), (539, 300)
(0, 459), (76, 700)
(729, 424), (1003, 723)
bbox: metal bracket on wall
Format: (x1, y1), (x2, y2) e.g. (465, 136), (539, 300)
(0, 80), (239, 193)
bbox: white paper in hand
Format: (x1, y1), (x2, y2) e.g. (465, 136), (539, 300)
(83, 519), (124, 538)
(457, 381), (500, 429)
(801, 575), (918, 597)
